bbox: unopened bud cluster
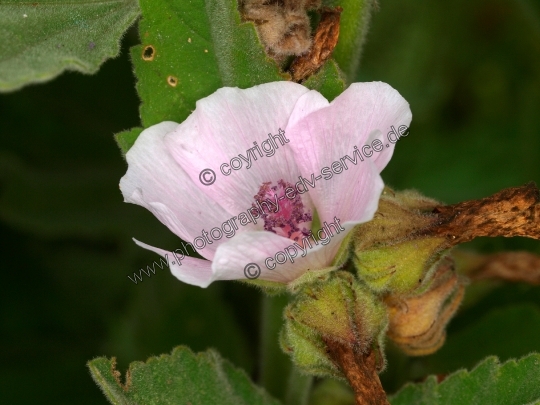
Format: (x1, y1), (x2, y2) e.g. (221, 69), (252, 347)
(279, 187), (467, 379)
(352, 188), (467, 355)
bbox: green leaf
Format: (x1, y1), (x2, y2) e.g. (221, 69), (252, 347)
(0, 0), (139, 92)
(302, 60), (346, 102)
(323, 0), (375, 83)
(381, 296), (540, 393)
(88, 346), (282, 405)
(132, 0), (285, 129)
(389, 353), (540, 405)
(115, 127), (143, 156)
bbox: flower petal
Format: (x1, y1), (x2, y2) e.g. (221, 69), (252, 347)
(120, 122), (246, 259)
(163, 82), (314, 217)
(133, 239), (214, 288)
(286, 82), (412, 225)
(211, 221), (357, 284)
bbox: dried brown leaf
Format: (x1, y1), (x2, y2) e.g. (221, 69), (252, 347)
(289, 7), (343, 81)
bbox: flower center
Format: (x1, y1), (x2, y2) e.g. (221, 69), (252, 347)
(253, 180), (312, 242)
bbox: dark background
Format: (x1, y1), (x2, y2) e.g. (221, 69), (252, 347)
(1, 0), (539, 403)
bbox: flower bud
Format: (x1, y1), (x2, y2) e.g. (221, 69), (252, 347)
(280, 271), (388, 378)
(384, 256), (467, 355)
(352, 187), (449, 294)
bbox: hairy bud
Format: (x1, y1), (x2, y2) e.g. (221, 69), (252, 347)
(280, 271), (388, 378)
(352, 187), (449, 294)
(384, 256), (467, 355)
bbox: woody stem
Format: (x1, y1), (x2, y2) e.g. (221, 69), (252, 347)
(323, 337), (389, 405)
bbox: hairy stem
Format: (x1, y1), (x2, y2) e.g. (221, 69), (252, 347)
(259, 294), (292, 400)
(427, 182), (540, 245)
(457, 250), (540, 284)
(284, 366), (313, 405)
(323, 338), (389, 405)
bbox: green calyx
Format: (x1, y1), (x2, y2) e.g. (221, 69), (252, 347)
(280, 271), (388, 379)
(352, 187), (450, 295)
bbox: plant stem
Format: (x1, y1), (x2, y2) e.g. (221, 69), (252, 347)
(324, 337), (389, 405)
(259, 294), (292, 400)
(284, 366), (313, 405)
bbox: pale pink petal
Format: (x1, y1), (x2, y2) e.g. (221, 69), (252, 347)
(133, 239), (214, 288)
(163, 82), (315, 218)
(120, 122), (250, 260)
(211, 222), (356, 284)
(286, 82), (412, 225)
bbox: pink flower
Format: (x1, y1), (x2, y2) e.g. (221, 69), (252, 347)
(120, 81), (411, 288)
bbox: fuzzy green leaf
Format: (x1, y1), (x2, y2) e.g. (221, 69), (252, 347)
(302, 60), (345, 102)
(88, 346), (282, 405)
(114, 127), (143, 156)
(131, 0), (285, 129)
(0, 0), (139, 92)
(390, 353), (540, 405)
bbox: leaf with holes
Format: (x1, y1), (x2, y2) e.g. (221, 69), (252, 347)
(131, 0), (285, 131)
(0, 0), (139, 92)
(88, 346), (282, 405)
(389, 353), (540, 405)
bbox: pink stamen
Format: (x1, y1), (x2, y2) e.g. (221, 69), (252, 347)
(253, 180), (312, 242)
